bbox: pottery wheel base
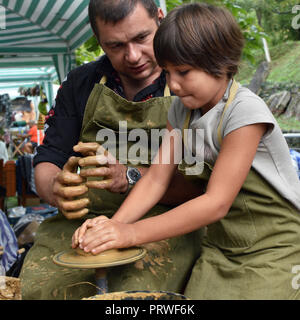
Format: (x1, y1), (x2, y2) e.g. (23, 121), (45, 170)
(53, 247), (146, 269)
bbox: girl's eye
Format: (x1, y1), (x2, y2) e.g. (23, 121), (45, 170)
(178, 70), (189, 76)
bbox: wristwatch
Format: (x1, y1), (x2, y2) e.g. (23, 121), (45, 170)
(126, 166), (141, 188)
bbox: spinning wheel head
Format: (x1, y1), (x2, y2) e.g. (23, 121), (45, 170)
(53, 247), (146, 269)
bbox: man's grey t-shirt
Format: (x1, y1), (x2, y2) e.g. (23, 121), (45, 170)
(168, 83), (300, 211)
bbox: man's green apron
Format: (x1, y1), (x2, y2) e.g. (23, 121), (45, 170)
(20, 77), (203, 300)
(180, 80), (300, 299)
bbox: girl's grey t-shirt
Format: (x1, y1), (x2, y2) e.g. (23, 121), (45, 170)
(168, 84), (300, 211)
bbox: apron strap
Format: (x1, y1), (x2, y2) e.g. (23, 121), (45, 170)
(217, 79), (239, 146)
(100, 75), (107, 85)
(99, 75), (171, 97)
(164, 84), (171, 97)
(181, 79), (239, 149)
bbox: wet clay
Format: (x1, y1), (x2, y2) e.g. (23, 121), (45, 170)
(53, 247), (147, 269)
(75, 247), (118, 257)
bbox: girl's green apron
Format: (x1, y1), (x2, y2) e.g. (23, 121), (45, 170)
(20, 77), (203, 300)
(180, 80), (300, 300)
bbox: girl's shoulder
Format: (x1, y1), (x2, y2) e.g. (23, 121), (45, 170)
(221, 84), (277, 138)
(234, 85), (269, 109)
(227, 85), (274, 120)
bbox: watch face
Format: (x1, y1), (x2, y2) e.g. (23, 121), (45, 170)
(127, 167), (141, 183)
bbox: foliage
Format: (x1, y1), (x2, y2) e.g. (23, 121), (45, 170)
(222, 0), (267, 64)
(275, 115), (300, 132)
(234, 0), (300, 44)
(75, 36), (103, 66)
(75, 0), (272, 66)
(236, 41), (300, 84)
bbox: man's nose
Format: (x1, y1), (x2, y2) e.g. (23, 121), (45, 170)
(125, 43), (141, 64)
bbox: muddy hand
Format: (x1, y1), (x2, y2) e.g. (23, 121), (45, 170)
(71, 216), (109, 248)
(73, 142), (128, 193)
(78, 216), (137, 255)
(53, 156), (90, 219)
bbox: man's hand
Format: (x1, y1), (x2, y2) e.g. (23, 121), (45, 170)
(73, 142), (129, 194)
(52, 156), (90, 219)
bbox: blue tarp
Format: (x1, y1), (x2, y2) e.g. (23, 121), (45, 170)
(0, 209), (18, 273)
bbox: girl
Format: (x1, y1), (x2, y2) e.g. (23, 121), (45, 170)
(72, 3), (300, 299)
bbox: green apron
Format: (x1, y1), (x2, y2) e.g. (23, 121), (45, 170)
(180, 81), (300, 300)
(20, 76), (203, 300)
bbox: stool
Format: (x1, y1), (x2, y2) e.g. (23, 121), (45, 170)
(11, 137), (25, 158)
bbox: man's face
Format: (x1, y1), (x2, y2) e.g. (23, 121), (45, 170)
(96, 3), (163, 83)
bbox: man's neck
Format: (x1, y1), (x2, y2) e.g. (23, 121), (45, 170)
(119, 69), (162, 101)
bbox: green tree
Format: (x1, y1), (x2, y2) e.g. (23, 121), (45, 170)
(235, 0), (300, 43)
(76, 0), (266, 65)
(75, 36), (103, 66)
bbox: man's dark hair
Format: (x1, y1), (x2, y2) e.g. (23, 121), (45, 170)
(154, 3), (244, 79)
(89, 0), (159, 41)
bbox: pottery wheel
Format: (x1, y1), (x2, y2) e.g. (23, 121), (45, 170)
(53, 247), (147, 269)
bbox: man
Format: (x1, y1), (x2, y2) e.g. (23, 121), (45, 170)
(17, 120), (44, 154)
(20, 0), (203, 300)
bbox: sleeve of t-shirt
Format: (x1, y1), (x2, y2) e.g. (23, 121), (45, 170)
(28, 127), (35, 138)
(33, 71), (82, 169)
(167, 97), (188, 130)
(222, 93), (276, 139)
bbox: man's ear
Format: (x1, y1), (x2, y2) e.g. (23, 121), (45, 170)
(157, 7), (164, 23)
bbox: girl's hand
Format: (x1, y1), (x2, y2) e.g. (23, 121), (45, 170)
(71, 216), (108, 248)
(74, 216), (137, 254)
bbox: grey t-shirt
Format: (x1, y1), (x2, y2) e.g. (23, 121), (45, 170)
(168, 83), (300, 211)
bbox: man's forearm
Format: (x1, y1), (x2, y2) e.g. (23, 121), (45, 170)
(34, 162), (61, 206)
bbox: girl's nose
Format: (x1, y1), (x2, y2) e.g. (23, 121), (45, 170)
(167, 75), (181, 94)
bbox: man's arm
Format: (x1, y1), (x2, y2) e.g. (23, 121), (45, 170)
(34, 162), (61, 206)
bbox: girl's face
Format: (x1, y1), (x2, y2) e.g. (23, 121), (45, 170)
(164, 64), (229, 114)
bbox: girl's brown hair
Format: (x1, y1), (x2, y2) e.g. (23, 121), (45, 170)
(154, 3), (244, 78)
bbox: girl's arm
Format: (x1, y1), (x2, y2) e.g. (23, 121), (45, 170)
(72, 121), (181, 247)
(78, 122), (267, 254)
(112, 121), (181, 224)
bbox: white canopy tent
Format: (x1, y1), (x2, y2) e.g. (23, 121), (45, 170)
(0, 0), (167, 104)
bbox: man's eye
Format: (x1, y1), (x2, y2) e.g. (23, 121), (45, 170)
(137, 34), (147, 42)
(110, 43), (123, 49)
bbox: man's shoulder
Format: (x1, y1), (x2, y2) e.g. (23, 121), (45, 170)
(65, 55), (108, 84)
